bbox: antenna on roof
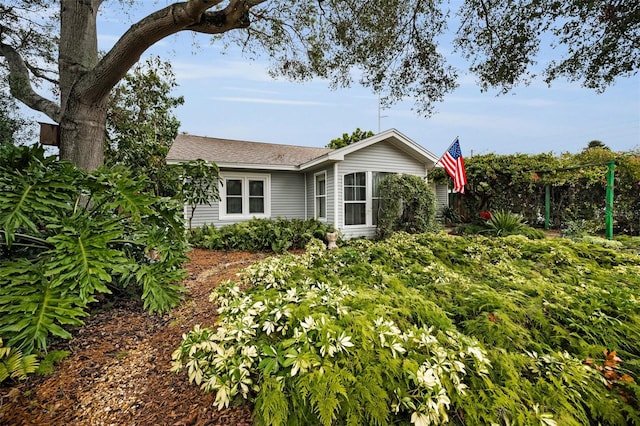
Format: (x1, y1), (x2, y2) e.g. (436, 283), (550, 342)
(378, 94), (388, 133)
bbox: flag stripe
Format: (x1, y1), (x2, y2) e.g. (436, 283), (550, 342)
(440, 139), (467, 194)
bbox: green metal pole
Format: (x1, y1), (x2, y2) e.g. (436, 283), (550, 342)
(605, 161), (615, 239)
(545, 184), (550, 230)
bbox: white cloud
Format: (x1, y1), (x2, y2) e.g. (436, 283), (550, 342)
(210, 96), (333, 106)
(172, 60), (272, 82)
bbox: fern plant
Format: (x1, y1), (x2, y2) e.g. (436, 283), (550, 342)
(0, 337), (39, 382)
(0, 144), (188, 354)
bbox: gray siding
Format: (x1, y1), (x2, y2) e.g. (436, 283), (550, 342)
(434, 183), (449, 215)
(271, 171), (306, 218)
(337, 141), (427, 239)
(185, 141), (434, 240)
(305, 165), (335, 226)
(187, 170), (305, 228)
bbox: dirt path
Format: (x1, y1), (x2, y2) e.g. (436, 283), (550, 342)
(0, 249), (268, 426)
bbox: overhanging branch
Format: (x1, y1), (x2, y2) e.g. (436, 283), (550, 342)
(0, 42), (61, 122)
(75, 0), (253, 101)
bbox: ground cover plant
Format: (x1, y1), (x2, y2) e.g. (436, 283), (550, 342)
(173, 233), (640, 425)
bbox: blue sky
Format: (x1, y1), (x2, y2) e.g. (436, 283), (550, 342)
(94, 2), (640, 158)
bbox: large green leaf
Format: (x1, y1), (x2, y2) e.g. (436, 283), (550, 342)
(85, 166), (156, 222)
(0, 168), (76, 248)
(44, 214), (128, 302)
(0, 259), (88, 353)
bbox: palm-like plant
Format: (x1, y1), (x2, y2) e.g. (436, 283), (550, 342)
(485, 210), (527, 236)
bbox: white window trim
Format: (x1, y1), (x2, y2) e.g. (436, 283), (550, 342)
(219, 172), (271, 220)
(343, 171), (369, 227)
(314, 171), (327, 221)
(342, 171), (397, 228)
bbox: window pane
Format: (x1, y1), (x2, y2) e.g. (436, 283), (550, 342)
(344, 187), (355, 201)
(345, 203), (366, 225)
(373, 172), (392, 197)
(226, 179), (242, 196)
(344, 173), (354, 186)
(249, 180), (264, 196)
(249, 197), (264, 214)
(355, 172), (366, 186)
(227, 197), (242, 214)
(316, 176), (326, 196)
(357, 187), (366, 200)
(372, 199), (380, 225)
(316, 197), (326, 218)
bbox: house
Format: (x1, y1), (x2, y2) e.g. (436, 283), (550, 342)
(166, 128), (448, 239)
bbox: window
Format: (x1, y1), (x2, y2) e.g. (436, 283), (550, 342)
(315, 172), (327, 220)
(344, 172), (366, 225)
(226, 179), (243, 214)
(249, 180), (265, 214)
(220, 173), (270, 219)
(372, 172), (392, 225)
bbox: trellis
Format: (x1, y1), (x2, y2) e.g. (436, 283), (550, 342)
(539, 160), (615, 239)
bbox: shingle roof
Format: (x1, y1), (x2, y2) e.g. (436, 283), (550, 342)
(167, 134), (333, 167)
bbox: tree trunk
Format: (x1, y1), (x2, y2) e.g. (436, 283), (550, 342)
(2, 1), (250, 171)
(59, 94), (107, 171)
(59, 0), (103, 171)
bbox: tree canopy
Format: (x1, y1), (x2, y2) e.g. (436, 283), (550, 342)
(0, 91), (27, 145)
(327, 128), (374, 149)
(106, 56), (184, 196)
(1, 1), (638, 170)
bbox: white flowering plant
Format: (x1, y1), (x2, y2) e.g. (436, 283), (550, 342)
(173, 233), (640, 425)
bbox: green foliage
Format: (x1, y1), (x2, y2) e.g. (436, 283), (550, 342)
(462, 210), (545, 239)
(326, 128), (374, 149)
(35, 349), (69, 375)
(177, 159), (221, 230)
(188, 218), (334, 253)
(376, 174), (439, 239)
(456, 1), (639, 92)
(439, 205), (462, 226)
(561, 219), (602, 239)
(432, 149), (640, 235)
(0, 92), (29, 145)
(0, 144), (188, 354)
(174, 234), (640, 425)
(106, 56), (184, 197)
(0, 337), (39, 383)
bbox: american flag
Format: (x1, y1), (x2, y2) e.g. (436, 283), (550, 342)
(440, 139), (467, 194)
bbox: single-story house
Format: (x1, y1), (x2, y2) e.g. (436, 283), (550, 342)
(167, 128), (448, 239)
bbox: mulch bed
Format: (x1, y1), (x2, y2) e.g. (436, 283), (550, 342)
(0, 249), (268, 426)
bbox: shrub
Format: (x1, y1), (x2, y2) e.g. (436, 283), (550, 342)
(561, 218), (602, 239)
(431, 149), (640, 235)
(459, 210), (545, 239)
(486, 210), (527, 236)
(0, 144), (188, 354)
(377, 174), (439, 239)
(439, 205), (462, 226)
(173, 234), (640, 425)
(188, 218), (334, 253)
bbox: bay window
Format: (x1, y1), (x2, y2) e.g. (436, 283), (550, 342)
(344, 172), (366, 225)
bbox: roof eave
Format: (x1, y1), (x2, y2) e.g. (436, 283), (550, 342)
(166, 159), (299, 171)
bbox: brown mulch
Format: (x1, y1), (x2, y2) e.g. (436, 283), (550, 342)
(0, 249), (270, 426)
